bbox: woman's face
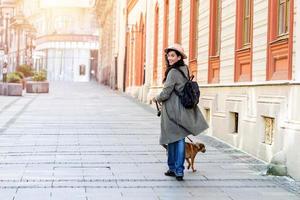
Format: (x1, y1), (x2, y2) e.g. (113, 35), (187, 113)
(167, 51), (181, 66)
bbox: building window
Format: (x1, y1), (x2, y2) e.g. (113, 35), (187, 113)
(153, 3), (159, 85)
(214, 0), (221, 56)
(229, 112), (239, 134)
(208, 0), (221, 83)
(79, 64), (86, 76)
(263, 117), (275, 145)
(243, 0), (251, 46)
(205, 108), (210, 125)
(189, 0), (199, 61)
(174, 0), (182, 44)
(189, 0), (199, 77)
(162, 0), (169, 74)
(235, 0), (253, 82)
(54, 16), (71, 33)
(266, 0), (293, 80)
(278, 0), (290, 36)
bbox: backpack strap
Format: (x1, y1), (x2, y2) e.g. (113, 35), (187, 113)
(173, 66), (190, 80)
(172, 66), (189, 96)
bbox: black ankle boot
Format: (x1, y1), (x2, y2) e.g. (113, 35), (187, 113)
(164, 170), (176, 177)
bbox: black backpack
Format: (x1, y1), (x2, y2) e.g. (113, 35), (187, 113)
(173, 67), (200, 109)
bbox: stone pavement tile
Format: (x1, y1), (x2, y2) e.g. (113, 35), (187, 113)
(56, 146), (80, 152)
(182, 171), (208, 180)
(116, 180), (182, 188)
(33, 146), (57, 152)
(193, 179), (276, 188)
(14, 188), (51, 200)
(82, 167), (112, 176)
(222, 187), (300, 200)
(188, 188), (231, 198)
(110, 163), (140, 173)
(26, 155), (56, 163)
(16, 180), (51, 188)
(0, 189), (16, 200)
(4, 156), (31, 163)
(198, 165), (265, 179)
(54, 155), (82, 162)
(0, 146), (13, 153)
(83, 174), (116, 180)
(122, 145), (158, 152)
(52, 180), (118, 187)
(137, 162), (165, 169)
(52, 175), (83, 180)
(78, 146), (103, 152)
(50, 188), (86, 200)
(0, 168), (24, 180)
(119, 188), (158, 199)
(86, 188), (122, 199)
(153, 188), (193, 199)
(80, 155), (107, 162)
(6, 146), (36, 154)
(129, 154), (161, 163)
(22, 171), (54, 180)
(114, 172), (146, 180)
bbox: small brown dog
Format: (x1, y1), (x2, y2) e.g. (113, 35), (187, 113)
(185, 142), (206, 172)
(161, 142), (206, 172)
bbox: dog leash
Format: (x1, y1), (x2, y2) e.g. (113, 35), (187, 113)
(155, 101), (161, 117)
(186, 136), (195, 144)
(155, 100), (195, 144)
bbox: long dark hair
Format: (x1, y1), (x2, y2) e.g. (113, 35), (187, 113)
(162, 50), (185, 83)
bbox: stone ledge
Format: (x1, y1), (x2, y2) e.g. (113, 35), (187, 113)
(0, 83), (23, 96)
(26, 81), (49, 93)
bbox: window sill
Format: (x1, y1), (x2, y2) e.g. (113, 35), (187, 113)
(209, 55), (220, 59)
(236, 46), (251, 53)
(270, 35), (289, 45)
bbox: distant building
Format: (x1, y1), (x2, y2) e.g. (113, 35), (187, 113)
(22, 0), (99, 82)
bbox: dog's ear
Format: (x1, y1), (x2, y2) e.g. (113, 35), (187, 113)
(199, 143), (206, 153)
(196, 143), (202, 150)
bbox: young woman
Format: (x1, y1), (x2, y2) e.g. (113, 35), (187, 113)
(152, 43), (208, 181)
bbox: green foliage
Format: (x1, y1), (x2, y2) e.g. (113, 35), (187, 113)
(32, 69), (47, 81)
(7, 72), (22, 83)
(16, 64), (34, 77)
(14, 71), (25, 79)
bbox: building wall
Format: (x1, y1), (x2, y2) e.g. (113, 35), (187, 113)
(95, 0), (127, 89)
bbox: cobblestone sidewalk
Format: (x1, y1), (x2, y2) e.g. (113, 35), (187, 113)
(0, 82), (299, 200)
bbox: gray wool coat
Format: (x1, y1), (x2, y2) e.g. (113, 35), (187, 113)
(156, 65), (209, 145)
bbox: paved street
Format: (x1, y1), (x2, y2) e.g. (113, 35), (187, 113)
(0, 82), (300, 200)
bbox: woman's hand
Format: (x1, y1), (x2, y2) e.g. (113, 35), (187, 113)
(152, 97), (157, 103)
